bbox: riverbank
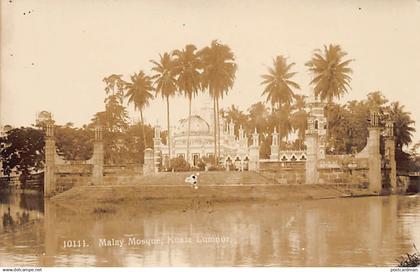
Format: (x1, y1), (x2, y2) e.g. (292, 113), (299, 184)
(51, 171), (372, 213)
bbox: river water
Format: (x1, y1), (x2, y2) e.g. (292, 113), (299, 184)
(0, 190), (419, 267)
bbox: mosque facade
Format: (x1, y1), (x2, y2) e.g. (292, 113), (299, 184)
(153, 102), (258, 170)
(151, 96), (324, 171)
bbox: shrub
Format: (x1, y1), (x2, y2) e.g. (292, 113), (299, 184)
(196, 158), (206, 171)
(170, 157), (190, 172)
(396, 245), (420, 267)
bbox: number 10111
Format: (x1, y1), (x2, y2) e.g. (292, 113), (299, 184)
(63, 240), (88, 248)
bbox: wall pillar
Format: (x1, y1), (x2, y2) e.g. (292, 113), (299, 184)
(153, 126), (162, 173)
(385, 138), (397, 192)
(368, 126), (382, 195)
(305, 132), (318, 184)
(384, 120), (397, 193)
(44, 120), (56, 197)
(92, 126), (104, 185)
(143, 148), (154, 175)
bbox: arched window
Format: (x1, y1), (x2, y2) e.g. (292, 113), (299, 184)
(314, 120), (319, 129)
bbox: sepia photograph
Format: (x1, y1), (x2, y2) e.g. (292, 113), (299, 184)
(1, 0), (420, 269)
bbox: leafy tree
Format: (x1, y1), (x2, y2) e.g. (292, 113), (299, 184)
(124, 71), (154, 150)
(366, 91), (388, 111)
(169, 156), (190, 172)
(0, 127), (44, 181)
(200, 40), (237, 162)
(173, 44), (202, 163)
(151, 52), (178, 160)
(92, 75), (129, 133)
(55, 125), (93, 160)
(90, 76), (129, 163)
(103, 74), (125, 97)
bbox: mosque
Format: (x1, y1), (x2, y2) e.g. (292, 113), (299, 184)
(151, 95), (318, 171)
(153, 101), (258, 170)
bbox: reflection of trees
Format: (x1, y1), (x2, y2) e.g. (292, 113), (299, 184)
(2, 207), (31, 231)
(0, 191), (11, 204)
(19, 192), (44, 213)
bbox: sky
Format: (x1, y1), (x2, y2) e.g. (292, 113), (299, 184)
(1, 0), (420, 143)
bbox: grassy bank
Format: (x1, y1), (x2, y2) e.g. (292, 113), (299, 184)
(51, 171), (371, 214)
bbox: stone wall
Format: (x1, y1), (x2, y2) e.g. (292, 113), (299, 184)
(103, 164), (142, 176)
(260, 161), (305, 184)
(56, 164), (93, 176)
(55, 163), (92, 192)
(317, 156), (369, 186)
(55, 176), (91, 192)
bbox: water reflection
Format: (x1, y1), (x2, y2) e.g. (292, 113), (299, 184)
(0, 192), (419, 267)
(2, 207), (30, 230)
(0, 190), (44, 233)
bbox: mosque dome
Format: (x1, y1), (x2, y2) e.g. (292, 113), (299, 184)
(38, 111), (52, 121)
(175, 115), (211, 135)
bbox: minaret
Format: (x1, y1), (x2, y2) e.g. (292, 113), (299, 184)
(305, 92), (327, 184)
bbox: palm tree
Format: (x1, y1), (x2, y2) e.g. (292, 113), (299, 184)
(291, 94), (308, 149)
(200, 40), (237, 163)
(306, 44), (353, 132)
(172, 44), (202, 164)
(387, 102), (416, 149)
(247, 102), (270, 134)
(151, 52), (178, 161)
(124, 71), (154, 150)
(261, 56), (300, 147)
(277, 105), (293, 144)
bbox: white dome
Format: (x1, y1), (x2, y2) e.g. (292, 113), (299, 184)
(176, 115), (210, 135)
